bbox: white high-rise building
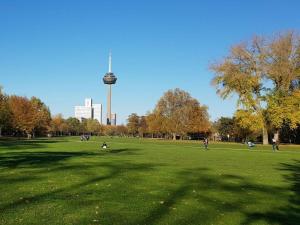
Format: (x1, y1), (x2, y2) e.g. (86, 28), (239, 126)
(111, 113), (116, 126)
(75, 98), (102, 123)
(93, 104), (102, 123)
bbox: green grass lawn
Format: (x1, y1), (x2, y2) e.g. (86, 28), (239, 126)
(0, 137), (299, 225)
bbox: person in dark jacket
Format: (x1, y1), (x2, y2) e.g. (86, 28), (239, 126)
(203, 138), (208, 150)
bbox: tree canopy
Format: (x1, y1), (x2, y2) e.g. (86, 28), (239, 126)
(146, 88), (210, 139)
(211, 31), (300, 144)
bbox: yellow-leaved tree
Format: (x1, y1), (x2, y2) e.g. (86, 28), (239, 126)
(211, 31), (300, 144)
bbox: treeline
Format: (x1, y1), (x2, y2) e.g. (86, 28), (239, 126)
(51, 88), (211, 140)
(2, 85), (300, 142)
(213, 116), (300, 144)
(0, 87), (129, 138)
(51, 114), (128, 137)
(0, 87), (211, 140)
(0, 89), (51, 138)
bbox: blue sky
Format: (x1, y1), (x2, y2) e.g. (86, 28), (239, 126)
(0, 0), (299, 124)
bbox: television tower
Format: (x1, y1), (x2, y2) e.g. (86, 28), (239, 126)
(103, 51), (117, 125)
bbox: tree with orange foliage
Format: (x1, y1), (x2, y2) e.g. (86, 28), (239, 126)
(51, 114), (67, 136)
(0, 87), (11, 136)
(148, 88), (210, 139)
(8, 95), (51, 138)
(30, 97), (51, 137)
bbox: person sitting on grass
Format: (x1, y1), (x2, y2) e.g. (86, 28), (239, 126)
(101, 142), (108, 149)
(247, 141), (255, 149)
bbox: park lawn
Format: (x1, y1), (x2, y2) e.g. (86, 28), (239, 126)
(0, 137), (299, 225)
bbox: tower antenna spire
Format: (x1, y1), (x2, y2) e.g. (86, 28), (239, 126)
(108, 50), (112, 73)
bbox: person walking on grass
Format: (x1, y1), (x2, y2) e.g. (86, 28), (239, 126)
(272, 138), (279, 152)
(203, 138), (209, 150)
(272, 138), (276, 151)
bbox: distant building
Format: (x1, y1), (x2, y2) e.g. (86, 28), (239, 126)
(111, 113), (116, 126)
(93, 104), (102, 123)
(75, 98), (102, 123)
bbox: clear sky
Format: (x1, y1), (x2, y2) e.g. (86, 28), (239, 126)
(0, 0), (299, 124)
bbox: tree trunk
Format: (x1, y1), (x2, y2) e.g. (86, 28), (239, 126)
(262, 126), (269, 145)
(0, 127), (2, 137)
(172, 133), (176, 140)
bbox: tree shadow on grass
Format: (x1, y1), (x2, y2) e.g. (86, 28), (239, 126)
(104, 148), (136, 154)
(242, 160), (300, 225)
(0, 160), (157, 213)
(0, 148), (140, 169)
(0, 175), (40, 185)
(2, 146), (299, 224)
(134, 165), (297, 225)
(0, 137), (67, 150)
(0, 151), (95, 169)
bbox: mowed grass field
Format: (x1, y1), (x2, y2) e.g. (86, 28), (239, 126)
(0, 137), (299, 225)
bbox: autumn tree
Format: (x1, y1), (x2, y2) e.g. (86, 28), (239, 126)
(115, 125), (128, 136)
(8, 96), (50, 138)
(215, 117), (235, 141)
(151, 88), (210, 139)
(138, 116), (148, 137)
(264, 32), (300, 138)
(65, 117), (81, 135)
(211, 31), (300, 144)
(146, 112), (165, 137)
(104, 125), (116, 136)
(215, 116), (255, 142)
(86, 119), (101, 135)
(184, 98), (210, 134)
(51, 114), (67, 136)
(127, 113), (140, 136)
(9, 96), (33, 137)
(30, 97), (51, 137)
(103, 125), (128, 137)
(0, 87), (11, 136)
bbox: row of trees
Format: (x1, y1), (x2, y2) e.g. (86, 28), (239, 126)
(211, 31), (300, 144)
(0, 87), (130, 138)
(51, 114), (129, 136)
(127, 88), (211, 139)
(213, 116), (264, 142)
(213, 116), (300, 144)
(1, 86), (211, 140)
(0, 88), (51, 138)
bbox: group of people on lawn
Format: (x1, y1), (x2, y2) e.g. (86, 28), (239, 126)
(80, 136), (279, 151)
(80, 134), (90, 141)
(80, 135), (109, 149)
(246, 138), (279, 151)
(203, 137), (279, 151)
